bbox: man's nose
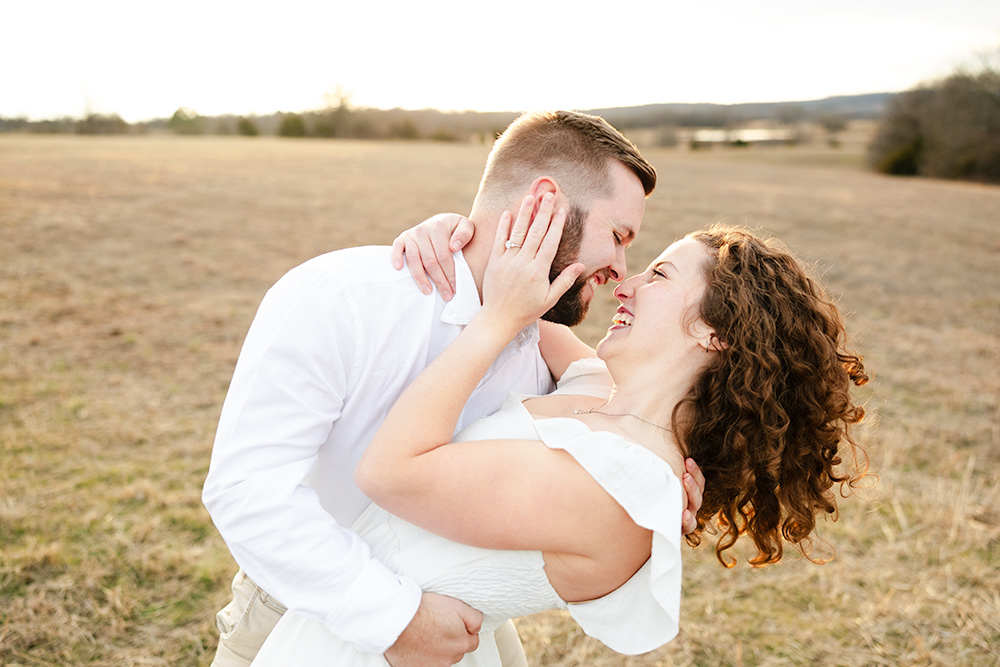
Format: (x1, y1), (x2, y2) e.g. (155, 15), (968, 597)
(608, 246), (627, 282)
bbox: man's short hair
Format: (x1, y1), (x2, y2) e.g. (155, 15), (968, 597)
(476, 111), (656, 210)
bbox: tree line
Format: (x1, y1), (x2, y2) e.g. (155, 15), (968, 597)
(867, 51), (1000, 183)
(0, 106), (519, 144)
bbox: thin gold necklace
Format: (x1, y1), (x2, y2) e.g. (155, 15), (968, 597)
(572, 406), (672, 432)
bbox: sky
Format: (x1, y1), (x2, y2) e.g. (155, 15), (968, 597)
(3, 0), (998, 123)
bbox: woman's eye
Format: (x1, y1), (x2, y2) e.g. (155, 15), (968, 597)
(652, 269), (667, 279)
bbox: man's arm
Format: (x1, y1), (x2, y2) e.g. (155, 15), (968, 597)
(203, 263), (479, 662)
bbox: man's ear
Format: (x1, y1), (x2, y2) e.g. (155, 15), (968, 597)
(528, 177), (560, 215)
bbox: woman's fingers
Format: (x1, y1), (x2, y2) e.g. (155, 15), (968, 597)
(506, 195), (535, 250)
(401, 229), (453, 298)
(536, 205), (565, 265)
(495, 194), (566, 290)
(393, 213), (470, 300)
(547, 262), (585, 306)
(397, 234), (432, 295)
(491, 211), (513, 258)
(680, 458), (706, 536)
(520, 193), (556, 255)
(449, 215), (475, 253)
(502, 193), (558, 259)
(390, 234), (406, 270)
(481, 193), (577, 328)
(682, 510), (696, 535)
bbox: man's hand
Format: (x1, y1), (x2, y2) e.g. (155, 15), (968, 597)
(681, 458), (706, 534)
(391, 214), (475, 301)
(384, 592), (483, 667)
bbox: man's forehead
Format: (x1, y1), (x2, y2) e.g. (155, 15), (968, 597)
(616, 201), (644, 238)
(584, 170), (645, 234)
(589, 205), (640, 232)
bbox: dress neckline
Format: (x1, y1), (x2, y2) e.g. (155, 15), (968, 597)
(506, 391), (682, 484)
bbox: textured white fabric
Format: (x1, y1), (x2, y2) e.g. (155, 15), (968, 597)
(203, 247), (554, 653)
(251, 359), (683, 665)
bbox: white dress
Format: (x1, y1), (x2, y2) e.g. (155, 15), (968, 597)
(251, 359), (683, 666)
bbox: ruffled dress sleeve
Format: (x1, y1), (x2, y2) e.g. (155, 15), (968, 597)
(526, 365), (684, 654)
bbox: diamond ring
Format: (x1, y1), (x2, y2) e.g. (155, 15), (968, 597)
(504, 240), (522, 249)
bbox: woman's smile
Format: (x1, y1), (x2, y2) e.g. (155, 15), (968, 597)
(610, 307), (633, 330)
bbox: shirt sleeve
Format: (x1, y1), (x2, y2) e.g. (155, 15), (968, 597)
(202, 263), (421, 654)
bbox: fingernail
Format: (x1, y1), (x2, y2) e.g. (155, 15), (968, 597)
(442, 290), (452, 301)
(421, 284), (431, 295)
(393, 259), (402, 270)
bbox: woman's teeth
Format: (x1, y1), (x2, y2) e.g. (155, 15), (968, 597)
(612, 312), (633, 327)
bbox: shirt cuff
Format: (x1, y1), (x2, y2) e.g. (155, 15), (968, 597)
(324, 558), (423, 654)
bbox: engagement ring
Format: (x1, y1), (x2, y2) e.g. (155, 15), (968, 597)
(505, 240), (522, 249)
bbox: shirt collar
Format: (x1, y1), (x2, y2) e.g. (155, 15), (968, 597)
(440, 250), (482, 326)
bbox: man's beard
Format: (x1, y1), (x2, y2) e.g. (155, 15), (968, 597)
(542, 204), (589, 326)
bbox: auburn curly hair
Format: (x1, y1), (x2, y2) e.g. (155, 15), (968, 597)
(676, 224), (870, 567)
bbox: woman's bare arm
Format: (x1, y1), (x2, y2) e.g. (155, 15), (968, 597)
(381, 197), (707, 537)
(355, 195), (631, 557)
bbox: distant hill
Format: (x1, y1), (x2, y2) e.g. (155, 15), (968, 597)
(1, 92), (895, 138)
(588, 93), (894, 129)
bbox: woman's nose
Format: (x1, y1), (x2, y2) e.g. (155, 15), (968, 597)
(614, 274), (637, 301)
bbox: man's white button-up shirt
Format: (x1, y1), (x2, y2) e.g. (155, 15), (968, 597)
(203, 246), (554, 654)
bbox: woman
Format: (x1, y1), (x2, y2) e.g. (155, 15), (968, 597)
(251, 202), (869, 665)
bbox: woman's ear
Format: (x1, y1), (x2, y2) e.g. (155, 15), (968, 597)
(705, 333), (729, 353)
(692, 319), (728, 353)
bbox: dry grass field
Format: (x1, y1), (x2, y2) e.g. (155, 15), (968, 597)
(2, 133), (998, 666)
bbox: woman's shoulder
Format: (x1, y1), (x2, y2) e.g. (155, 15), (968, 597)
(532, 418), (682, 522)
(530, 417), (684, 654)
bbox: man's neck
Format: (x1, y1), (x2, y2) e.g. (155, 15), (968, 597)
(462, 209), (502, 303)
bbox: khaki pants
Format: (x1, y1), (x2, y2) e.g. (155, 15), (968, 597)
(211, 570), (287, 667)
(210, 569), (528, 667)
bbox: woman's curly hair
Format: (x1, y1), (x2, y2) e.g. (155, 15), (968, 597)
(676, 224), (870, 567)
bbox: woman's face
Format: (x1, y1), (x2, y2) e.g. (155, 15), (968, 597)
(597, 237), (714, 360)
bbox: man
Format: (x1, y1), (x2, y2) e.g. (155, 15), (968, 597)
(203, 110), (702, 667)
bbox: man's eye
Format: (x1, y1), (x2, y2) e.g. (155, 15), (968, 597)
(613, 232), (623, 245)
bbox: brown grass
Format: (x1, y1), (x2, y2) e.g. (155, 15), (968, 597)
(1, 133), (998, 666)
